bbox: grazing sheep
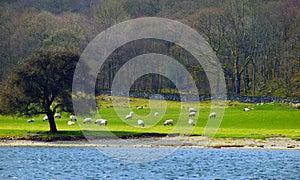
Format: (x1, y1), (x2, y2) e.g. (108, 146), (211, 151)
(164, 119), (174, 126)
(243, 108), (250, 112)
(189, 108), (197, 113)
(54, 113), (61, 118)
(291, 103), (300, 109)
(43, 115), (48, 122)
(94, 119), (101, 124)
(27, 119), (34, 123)
(137, 106), (143, 110)
(70, 115), (77, 121)
(125, 112), (134, 120)
(154, 112), (159, 116)
(68, 121), (75, 125)
(188, 119), (195, 126)
(189, 112), (196, 117)
(95, 119), (107, 126)
(125, 114), (132, 120)
(100, 120), (107, 126)
(83, 118), (92, 124)
(137, 119), (144, 127)
(209, 112), (216, 118)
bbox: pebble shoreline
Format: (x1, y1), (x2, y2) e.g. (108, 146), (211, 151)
(1, 136), (299, 150)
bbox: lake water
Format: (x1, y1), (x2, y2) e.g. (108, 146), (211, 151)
(0, 147), (299, 179)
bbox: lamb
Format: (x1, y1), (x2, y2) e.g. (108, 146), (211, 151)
(136, 106), (143, 110)
(188, 119), (195, 126)
(164, 119), (174, 126)
(27, 119), (34, 123)
(68, 121), (75, 125)
(189, 108), (197, 113)
(54, 113), (61, 118)
(70, 115), (77, 121)
(43, 115), (48, 122)
(83, 118), (92, 124)
(137, 119), (144, 127)
(243, 108), (250, 112)
(189, 112), (196, 117)
(95, 119), (107, 126)
(154, 112), (159, 116)
(209, 112), (216, 118)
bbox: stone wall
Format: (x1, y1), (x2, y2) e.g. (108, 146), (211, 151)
(98, 90), (299, 103)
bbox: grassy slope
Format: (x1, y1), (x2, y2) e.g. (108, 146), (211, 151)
(0, 97), (299, 139)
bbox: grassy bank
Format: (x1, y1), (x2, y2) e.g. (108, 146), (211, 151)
(0, 97), (299, 141)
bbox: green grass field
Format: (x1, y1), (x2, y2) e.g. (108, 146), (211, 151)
(0, 96), (299, 140)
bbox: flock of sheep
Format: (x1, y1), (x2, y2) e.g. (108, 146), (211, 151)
(27, 113), (62, 123)
(26, 104), (261, 125)
(67, 115), (107, 126)
(64, 106), (216, 127)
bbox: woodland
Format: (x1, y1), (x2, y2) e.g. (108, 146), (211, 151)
(0, 0), (299, 98)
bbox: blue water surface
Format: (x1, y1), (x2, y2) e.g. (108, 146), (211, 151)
(0, 147), (299, 179)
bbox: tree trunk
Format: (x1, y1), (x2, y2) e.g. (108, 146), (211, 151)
(236, 75), (241, 94)
(252, 62), (256, 96)
(230, 76), (234, 94)
(47, 111), (58, 133)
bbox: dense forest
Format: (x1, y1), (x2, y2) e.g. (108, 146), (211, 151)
(0, 0), (299, 99)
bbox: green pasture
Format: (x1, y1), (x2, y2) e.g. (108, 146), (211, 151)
(0, 96), (299, 140)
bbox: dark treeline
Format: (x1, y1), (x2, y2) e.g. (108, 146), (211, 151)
(0, 0), (299, 99)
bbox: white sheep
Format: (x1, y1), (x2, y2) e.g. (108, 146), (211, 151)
(189, 112), (196, 117)
(188, 119), (195, 126)
(95, 119), (107, 126)
(137, 119), (144, 127)
(43, 115), (48, 122)
(125, 112), (134, 120)
(83, 118), (92, 124)
(136, 106), (143, 110)
(291, 103), (300, 108)
(27, 119), (34, 123)
(54, 113), (61, 118)
(189, 108), (197, 113)
(164, 119), (174, 126)
(70, 115), (77, 121)
(154, 112), (159, 116)
(100, 120), (108, 126)
(209, 112), (216, 118)
(68, 121), (75, 125)
(125, 114), (132, 120)
(244, 108), (250, 112)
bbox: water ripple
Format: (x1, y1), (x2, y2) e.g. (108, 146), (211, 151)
(0, 147), (299, 179)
